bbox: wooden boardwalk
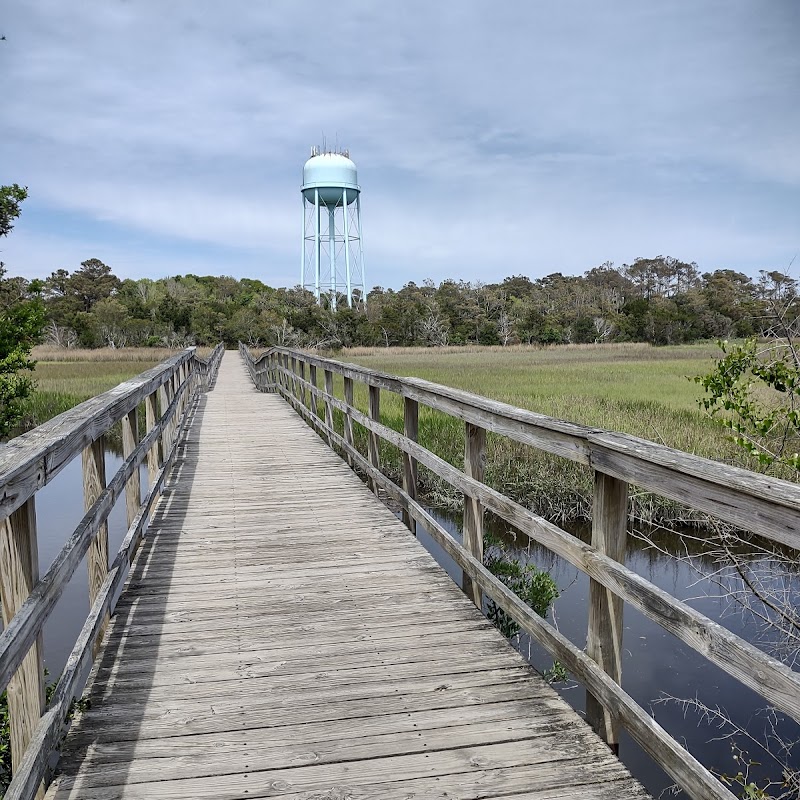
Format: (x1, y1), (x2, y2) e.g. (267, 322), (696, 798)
(46, 353), (649, 800)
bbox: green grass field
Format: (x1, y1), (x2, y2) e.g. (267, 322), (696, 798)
(333, 342), (755, 525)
(16, 348), (178, 433)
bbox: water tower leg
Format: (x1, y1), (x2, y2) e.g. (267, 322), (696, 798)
(314, 189), (321, 302)
(356, 194), (366, 308)
(329, 204), (337, 312)
(343, 189), (352, 307)
(300, 195), (306, 292)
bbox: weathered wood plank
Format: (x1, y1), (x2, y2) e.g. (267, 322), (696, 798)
(402, 396), (418, 533)
(462, 421), (486, 607)
(343, 375), (355, 468)
(0, 498), (45, 782)
(368, 383), (381, 492)
(82, 437), (108, 656)
(586, 471), (628, 751)
(121, 408), (140, 529)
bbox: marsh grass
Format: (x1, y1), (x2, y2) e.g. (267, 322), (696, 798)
(12, 348), (192, 435)
(314, 343), (772, 527)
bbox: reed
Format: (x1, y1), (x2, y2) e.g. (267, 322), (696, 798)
(331, 343), (772, 527)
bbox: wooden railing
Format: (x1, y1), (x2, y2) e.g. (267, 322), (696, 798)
(241, 343), (800, 800)
(0, 343), (224, 800)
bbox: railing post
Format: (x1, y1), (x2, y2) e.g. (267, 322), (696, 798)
(586, 470), (628, 753)
(368, 385), (381, 493)
(145, 390), (160, 512)
(323, 369), (335, 447)
(309, 364), (318, 417)
(290, 356), (298, 401)
(298, 360), (307, 408)
(402, 397), (419, 534)
(462, 423), (486, 607)
(122, 406), (141, 529)
(158, 381), (171, 460)
(280, 354), (288, 393)
(83, 436), (109, 655)
(171, 370), (180, 429)
(0, 497), (45, 784)
(343, 376), (355, 467)
(179, 362), (188, 415)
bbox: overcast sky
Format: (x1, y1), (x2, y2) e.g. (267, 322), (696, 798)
(2, 1), (798, 289)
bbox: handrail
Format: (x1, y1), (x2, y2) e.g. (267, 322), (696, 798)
(0, 343), (224, 800)
(241, 343), (800, 800)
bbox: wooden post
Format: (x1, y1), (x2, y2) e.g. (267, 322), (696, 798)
(121, 407), (141, 528)
(178, 363), (187, 416)
(298, 361), (307, 408)
(290, 356), (297, 400)
(343, 377), (355, 467)
(462, 422), (486, 607)
(0, 498), (45, 783)
(171, 370), (180, 429)
(83, 436), (109, 655)
(368, 385), (381, 493)
(586, 470), (628, 753)
(158, 382), (171, 459)
(145, 390), (160, 514)
(323, 370), (335, 447)
(270, 353), (277, 391)
(309, 365), (318, 417)
(402, 397), (419, 534)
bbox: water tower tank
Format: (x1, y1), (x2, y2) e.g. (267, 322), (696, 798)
(300, 146), (366, 311)
(302, 153), (360, 205)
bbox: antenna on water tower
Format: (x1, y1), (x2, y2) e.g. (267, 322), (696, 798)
(301, 146), (366, 310)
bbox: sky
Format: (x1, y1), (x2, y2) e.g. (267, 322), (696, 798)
(1, 1), (798, 290)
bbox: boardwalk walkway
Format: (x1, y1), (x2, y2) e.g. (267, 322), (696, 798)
(46, 353), (648, 799)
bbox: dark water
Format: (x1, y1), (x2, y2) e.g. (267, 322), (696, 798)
(411, 506), (800, 798)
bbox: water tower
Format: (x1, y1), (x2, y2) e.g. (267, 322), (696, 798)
(301, 147), (366, 310)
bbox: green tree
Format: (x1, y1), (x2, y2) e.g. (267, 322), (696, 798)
(0, 184), (27, 238)
(0, 186), (45, 437)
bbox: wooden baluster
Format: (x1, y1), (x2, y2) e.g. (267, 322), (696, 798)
(281, 354), (288, 393)
(145, 390), (160, 513)
(586, 471), (628, 753)
(0, 497), (45, 788)
(462, 423), (486, 607)
(298, 361), (307, 408)
(323, 369), (335, 447)
(83, 437), (109, 655)
(290, 356), (299, 402)
(367, 385), (381, 493)
(172, 370), (181, 431)
(402, 397), (419, 534)
(343, 376), (355, 467)
(122, 407), (141, 529)
(178, 363), (187, 416)
(158, 381), (171, 458)
(309, 365), (318, 417)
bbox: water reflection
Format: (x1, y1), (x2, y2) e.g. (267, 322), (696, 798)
(408, 505), (800, 798)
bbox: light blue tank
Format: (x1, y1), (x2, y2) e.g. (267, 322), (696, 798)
(302, 153), (360, 205)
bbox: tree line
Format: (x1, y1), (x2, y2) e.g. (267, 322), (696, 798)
(1, 255), (792, 351)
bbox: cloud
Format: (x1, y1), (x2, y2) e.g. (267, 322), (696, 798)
(2, 1), (798, 287)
